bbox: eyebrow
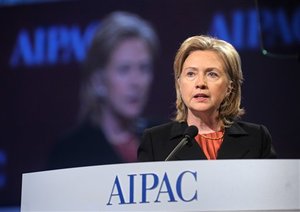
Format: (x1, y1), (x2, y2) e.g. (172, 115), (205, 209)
(182, 67), (198, 71)
(183, 66), (222, 72)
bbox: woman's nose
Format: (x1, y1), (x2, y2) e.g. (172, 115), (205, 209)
(195, 75), (207, 89)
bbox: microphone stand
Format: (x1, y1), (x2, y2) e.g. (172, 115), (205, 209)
(165, 136), (189, 161)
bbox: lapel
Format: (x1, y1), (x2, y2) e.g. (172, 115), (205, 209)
(168, 122), (207, 160)
(217, 122), (250, 159)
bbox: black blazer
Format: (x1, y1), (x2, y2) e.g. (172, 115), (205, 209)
(138, 121), (277, 161)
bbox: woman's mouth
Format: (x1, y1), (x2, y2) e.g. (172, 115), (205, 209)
(193, 93), (209, 101)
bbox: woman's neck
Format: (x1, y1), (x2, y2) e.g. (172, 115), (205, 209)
(91, 107), (136, 145)
(187, 111), (223, 134)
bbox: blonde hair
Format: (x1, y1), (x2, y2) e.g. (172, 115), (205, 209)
(173, 35), (245, 127)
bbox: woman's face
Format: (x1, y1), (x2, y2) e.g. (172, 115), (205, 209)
(103, 38), (153, 119)
(178, 50), (231, 117)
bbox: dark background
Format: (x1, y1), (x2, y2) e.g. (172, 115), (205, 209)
(0, 0), (299, 209)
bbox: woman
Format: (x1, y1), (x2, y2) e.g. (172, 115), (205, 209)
(138, 35), (277, 161)
(48, 11), (159, 169)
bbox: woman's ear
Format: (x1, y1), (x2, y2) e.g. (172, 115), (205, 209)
(177, 77), (182, 93)
(226, 81), (233, 96)
(90, 70), (107, 97)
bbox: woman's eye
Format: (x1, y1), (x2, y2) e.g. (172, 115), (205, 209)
(207, 71), (218, 78)
(187, 72), (196, 77)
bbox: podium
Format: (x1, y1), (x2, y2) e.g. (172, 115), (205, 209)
(21, 160), (299, 211)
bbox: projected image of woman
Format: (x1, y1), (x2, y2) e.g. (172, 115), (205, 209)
(48, 11), (159, 169)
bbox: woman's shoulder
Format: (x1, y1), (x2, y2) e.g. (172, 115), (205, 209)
(231, 120), (270, 135)
(234, 120), (267, 129)
(145, 121), (177, 131)
(144, 121), (186, 133)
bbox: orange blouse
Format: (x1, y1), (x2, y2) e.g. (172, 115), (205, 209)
(195, 131), (224, 160)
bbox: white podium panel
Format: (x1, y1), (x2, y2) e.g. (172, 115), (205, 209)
(21, 160), (300, 211)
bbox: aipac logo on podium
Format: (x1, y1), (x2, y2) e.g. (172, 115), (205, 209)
(107, 170), (198, 206)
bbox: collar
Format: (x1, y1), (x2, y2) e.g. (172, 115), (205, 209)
(169, 120), (248, 137)
(225, 121), (248, 136)
(169, 121), (189, 140)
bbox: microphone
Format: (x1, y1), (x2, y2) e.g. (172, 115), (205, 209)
(165, 125), (198, 161)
